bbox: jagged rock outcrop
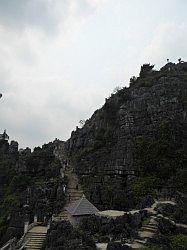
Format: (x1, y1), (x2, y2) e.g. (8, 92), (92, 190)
(63, 62), (187, 210)
(0, 140), (66, 246)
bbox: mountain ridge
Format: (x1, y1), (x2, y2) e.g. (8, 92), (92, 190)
(61, 61), (187, 210)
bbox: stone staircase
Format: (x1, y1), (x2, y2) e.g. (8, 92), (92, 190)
(125, 215), (158, 249)
(23, 226), (47, 250)
(54, 165), (83, 221)
(134, 216), (158, 248)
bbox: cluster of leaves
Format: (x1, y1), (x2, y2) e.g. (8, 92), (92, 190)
(130, 177), (158, 204)
(170, 234), (187, 249)
(100, 183), (134, 210)
(134, 118), (186, 179)
(142, 218), (151, 226)
(142, 234), (187, 250)
(130, 118), (186, 204)
(25, 146), (55, 175)
(79, 213), (143, 243)
(44, 220), (96, 250)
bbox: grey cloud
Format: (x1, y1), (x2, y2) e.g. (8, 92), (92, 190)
(0, 0), (186, 150)
(0, 0), (62, 33)
(0, 0), (101, 34)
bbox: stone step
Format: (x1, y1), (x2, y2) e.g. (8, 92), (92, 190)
(54, 214), (69, 220)
(150, 217), (157, 221)
(28, 239), (45, 242)
(60, 211), (69, 214)
(67, 198), (82, 202)
(25, 244), (44, 248)
(25, 247), (42, 250)
(25, 242), (43, 249)
(59, 210), (68, 214)
(25, 246), (42, 250)
(25, 249), (41, 250)
(149, 221), (158, 225)
(68, 186), (80, 190)
(69, 197), (82, 201)
(27, 239), (44, 242)
(140, 227), (157, 233)
(27, 231), (47, 234)
(134, 239), (147, 244)
(68, 190), (83, 194)
(26, 233), (46, 236)
(26, 243), (44, 246)
(138, 230), (156, 239)
(26, 239), (44, 246)
(67, 178), (77, 182)
(53, 217), (67, 222)
(25, 237), (46, 241)
(142, 224), (157, 229)
(25, 243), (43, 247)
(26, 235), (46, 239)
(69, 193), (83, 196)
(68, 193), (83, 197)
(58, 214), (69, 218)
(126, 241), (145, 249)
(150, 214), (157, 218)
(25, 238), (45, 244)
(59, 214), (68, 217)
(67, 191), (83, 196)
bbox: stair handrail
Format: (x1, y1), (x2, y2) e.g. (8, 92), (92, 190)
(15, 234), (25, 249)
(0, 237), (16, 250)
(15, 221), (43, 249)
(16, 239), (30, 250)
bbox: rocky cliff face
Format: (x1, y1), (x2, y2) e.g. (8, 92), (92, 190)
(64, 62), (187, 210)
(0, 141), (66, 245)
(1, 61), (186, 246)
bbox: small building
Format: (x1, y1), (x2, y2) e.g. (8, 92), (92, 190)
(0, 130), (9, 141)
(66, 195), (99, 227)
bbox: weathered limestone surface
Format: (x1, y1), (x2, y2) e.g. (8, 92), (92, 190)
(62, 62), (187, 209)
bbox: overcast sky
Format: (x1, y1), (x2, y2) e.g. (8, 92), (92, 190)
(0, 0), (186, 148)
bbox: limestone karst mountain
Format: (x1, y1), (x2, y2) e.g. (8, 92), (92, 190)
(62, 61), (187, 210)
(0, 61), (187, 249)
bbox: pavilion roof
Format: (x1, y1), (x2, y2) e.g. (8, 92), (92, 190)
(66, 195), (99, 216)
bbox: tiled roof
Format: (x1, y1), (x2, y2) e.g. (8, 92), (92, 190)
(66, 195), (99, 216)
